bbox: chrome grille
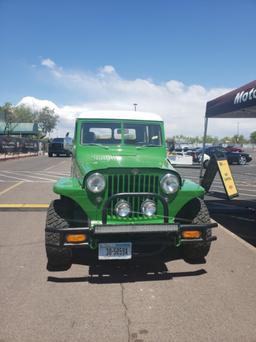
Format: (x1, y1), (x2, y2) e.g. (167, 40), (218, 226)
(107, 174), (159, 218)
(108, 174), (159, 196)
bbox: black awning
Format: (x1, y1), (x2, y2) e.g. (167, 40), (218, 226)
(206, 80), (256, 118)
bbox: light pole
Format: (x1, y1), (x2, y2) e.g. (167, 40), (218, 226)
(236, 121), (240, 143)
(133, 103), (138, 111)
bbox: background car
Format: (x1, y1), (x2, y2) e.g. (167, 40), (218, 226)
(195, 146), (252, 167)
(225, 145), (244, 153)
(48, 138), (72, 157)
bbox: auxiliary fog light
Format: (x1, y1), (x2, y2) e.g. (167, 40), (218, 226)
(115, 200), (131, 217)
(141, 199), (156, 217)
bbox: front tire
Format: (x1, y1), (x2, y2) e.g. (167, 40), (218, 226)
(181, 199), (212, 263)
(45, 200), (72, 271)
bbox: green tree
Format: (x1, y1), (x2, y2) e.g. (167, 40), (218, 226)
(204, 135), (219, 144)
(0, 102), (18, 134)
(231, 134), (247, 144)
(35, 107), (59, 136)
(14, 105), (34, 123)
(250, 131), (256, 144)
(219, 136), (232, 144)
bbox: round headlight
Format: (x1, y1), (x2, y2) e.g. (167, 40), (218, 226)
(160, 173), (179, 194)
(86, 173), (106, 193)
(141, 199), (156, 217)
(115, 200), (131, 217)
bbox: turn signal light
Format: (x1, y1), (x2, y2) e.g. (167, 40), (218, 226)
(182, 230), (201, 239)
(66, 234), (87, 243)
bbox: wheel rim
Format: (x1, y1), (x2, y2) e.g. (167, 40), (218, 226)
(239, 156), (246, 165)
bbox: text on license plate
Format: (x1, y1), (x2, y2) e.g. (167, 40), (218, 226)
(98, 242), (132, 260)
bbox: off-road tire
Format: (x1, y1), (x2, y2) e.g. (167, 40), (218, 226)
(182, 198), (212, 263)
(45, 200), (72, 271)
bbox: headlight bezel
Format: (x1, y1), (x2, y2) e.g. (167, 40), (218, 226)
(86, 172), (106, 193)
(160, 173), (180, 195)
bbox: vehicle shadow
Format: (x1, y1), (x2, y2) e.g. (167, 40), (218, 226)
(206, 198), (256, 247)
(47, 260), (207, 284)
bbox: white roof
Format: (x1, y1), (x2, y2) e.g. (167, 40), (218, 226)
(78, 110), (163, 122)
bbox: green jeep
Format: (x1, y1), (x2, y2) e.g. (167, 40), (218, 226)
(45, 111), (217, 271)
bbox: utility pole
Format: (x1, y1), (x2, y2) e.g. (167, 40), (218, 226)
(236, 121), (240, 143)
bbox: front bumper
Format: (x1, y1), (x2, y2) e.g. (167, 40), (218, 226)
(45, 222), (217, 248)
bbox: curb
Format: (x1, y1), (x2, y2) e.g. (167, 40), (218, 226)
(0, 153), (39, 161)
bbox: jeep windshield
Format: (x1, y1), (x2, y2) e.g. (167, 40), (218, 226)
(81, 121), (162, 146)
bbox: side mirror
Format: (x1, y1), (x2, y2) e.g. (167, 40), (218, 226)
(64, 137), (73, 152)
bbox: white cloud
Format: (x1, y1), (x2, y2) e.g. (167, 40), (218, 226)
(18, 58), (256, 138)
(98, 65), (117, 75)
(41, 58), (56, 69)
(17, 96), (58, 111)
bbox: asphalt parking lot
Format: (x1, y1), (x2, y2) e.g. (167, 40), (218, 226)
(0, 155), (256, 342)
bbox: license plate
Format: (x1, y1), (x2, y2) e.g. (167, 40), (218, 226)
(98, 242), (132, 260)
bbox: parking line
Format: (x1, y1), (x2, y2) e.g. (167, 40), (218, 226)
(44, 160), (67, 171)
(1, 171), (57, 182)
(19, 170), (69, 177)
(0, 203), (49, 211)
(0, 204), (49, 208)
(0, 173), (33, 182)
(0, 181), (24, 196)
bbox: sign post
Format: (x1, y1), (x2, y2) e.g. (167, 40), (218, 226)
(201, 156), (239, 200)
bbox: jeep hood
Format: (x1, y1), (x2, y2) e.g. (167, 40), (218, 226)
(75, 146), (174, 176)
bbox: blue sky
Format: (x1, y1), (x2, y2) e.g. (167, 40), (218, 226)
(0, 0), (255, 136)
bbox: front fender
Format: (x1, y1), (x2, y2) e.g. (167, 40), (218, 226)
(169, 179), (205, 219)
(53, 177), (97, 219)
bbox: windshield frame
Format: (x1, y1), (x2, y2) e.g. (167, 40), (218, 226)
(79, 120), (164, 147)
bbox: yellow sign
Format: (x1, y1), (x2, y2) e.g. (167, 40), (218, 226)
(217, 159), (239, 198)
